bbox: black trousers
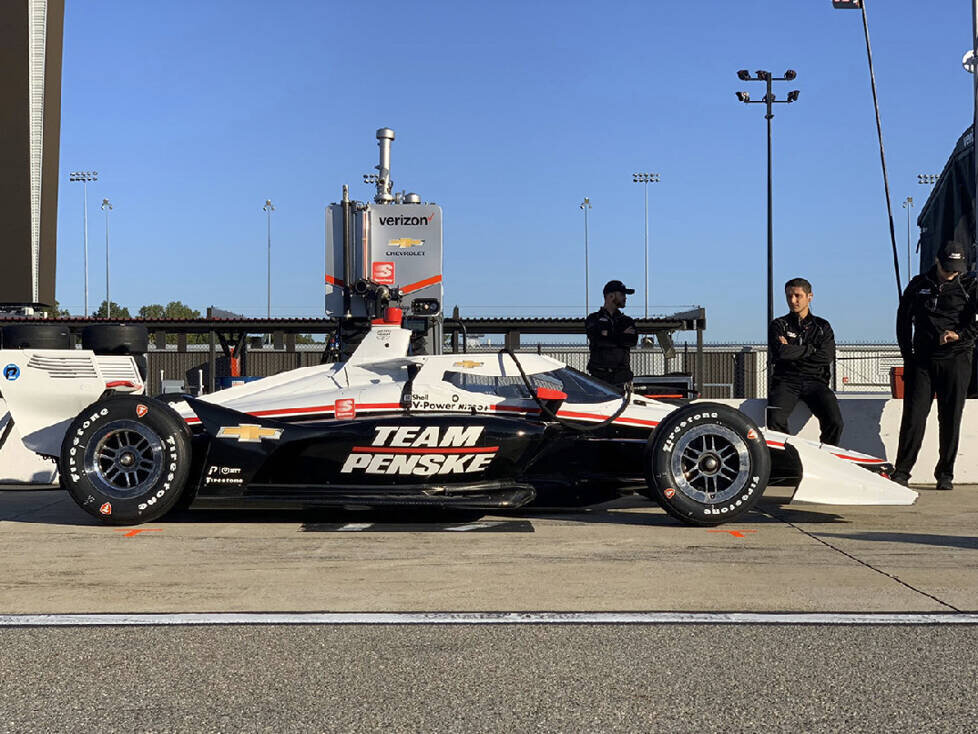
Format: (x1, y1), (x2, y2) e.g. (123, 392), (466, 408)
(588, 364), (633, 389)
(766, 378), (844, 446)
(894, 352), (973, 480)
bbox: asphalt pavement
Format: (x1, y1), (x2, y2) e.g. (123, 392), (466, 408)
(2, 625), (977, 732)
(2, 484), (978, 731)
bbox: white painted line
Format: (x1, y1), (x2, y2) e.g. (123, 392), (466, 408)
(336, 523), (373, 532)
(447, 523), (495, 532)
(1, 612), (978, 627)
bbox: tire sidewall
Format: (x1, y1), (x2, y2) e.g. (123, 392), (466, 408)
(647, 403), (770, 526)
(61, 396), (191, 524)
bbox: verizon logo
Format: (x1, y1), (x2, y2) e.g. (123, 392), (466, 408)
(378, 214), (432, 226)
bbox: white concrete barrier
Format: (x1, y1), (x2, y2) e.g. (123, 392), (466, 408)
(0, 400), (58, 484)
(709, 397), (978, 485)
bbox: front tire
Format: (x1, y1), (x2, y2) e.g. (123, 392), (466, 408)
(645, 402), (770, 526)
(60, 396), (192, 524)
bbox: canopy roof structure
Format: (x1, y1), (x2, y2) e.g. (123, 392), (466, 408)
(917, 125), (976, 272)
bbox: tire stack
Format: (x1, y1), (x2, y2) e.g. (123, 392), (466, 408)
(0, 323), (72, 350)
(0, 323), (150, 381)
(82, 324), (150, 380)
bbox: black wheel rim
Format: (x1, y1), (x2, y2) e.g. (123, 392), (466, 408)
(84, 420), (164, 499)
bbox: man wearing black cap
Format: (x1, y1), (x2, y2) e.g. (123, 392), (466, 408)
(585, 280), (638, 388)
(892, 241), (978, 490)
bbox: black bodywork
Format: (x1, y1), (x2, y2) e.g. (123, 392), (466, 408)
(184, 399), (649, 513)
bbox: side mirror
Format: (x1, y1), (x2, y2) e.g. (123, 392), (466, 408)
(536, 387), (567, 401)
(535, 386), (567, 413)
(401, 363), (421, 410)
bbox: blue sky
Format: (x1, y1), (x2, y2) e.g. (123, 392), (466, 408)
(57, 0), (976, 342)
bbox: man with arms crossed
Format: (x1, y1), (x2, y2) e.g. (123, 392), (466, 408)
(767, 278), (844, 446)
(585, 280), (638, 389)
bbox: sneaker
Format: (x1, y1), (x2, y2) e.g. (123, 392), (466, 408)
(936, 476), (954, 491)
(890, 472), (910, 487)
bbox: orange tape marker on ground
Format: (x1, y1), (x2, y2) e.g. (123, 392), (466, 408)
(113, 529), (163, 538)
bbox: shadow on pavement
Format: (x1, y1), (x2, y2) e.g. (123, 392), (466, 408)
(760, 504), (849, 525)
(1, 489), (849, 529)
(814, 531), (978, 550)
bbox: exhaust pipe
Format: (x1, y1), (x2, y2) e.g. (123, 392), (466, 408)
(342, 184), (352, 317)
(374, 128), (395, 204)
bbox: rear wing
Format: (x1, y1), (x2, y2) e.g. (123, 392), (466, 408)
(0, 350), (144, 458)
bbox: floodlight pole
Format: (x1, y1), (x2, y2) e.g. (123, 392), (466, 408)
(69, 170), (98, 316)
(861, 0), (901, 297)
(580, 197), (592, 316)
(101, 198), (112, 318)
(632, 173), (659, 318)
(766, 79), (773, 330)
(263, 199), (275, 323)
(833, 0), (902, 297)
(84, 181), (90, 317)
(734, 71), (799, 331)
(902, 196), (913, 283)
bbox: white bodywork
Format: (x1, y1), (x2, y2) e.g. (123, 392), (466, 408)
(0, 350), (144, 458)
(0, 326), (917, 506)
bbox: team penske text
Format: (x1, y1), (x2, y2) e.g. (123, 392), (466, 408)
(339, 425), (497, 476)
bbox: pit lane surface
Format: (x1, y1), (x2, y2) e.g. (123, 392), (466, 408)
(2, 485), (978, 731)
(2, 485), (976, 613)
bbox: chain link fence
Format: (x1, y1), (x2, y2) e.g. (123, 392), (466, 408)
(143, 342), (902, 398)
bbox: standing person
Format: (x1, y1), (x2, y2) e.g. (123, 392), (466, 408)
(892, 241), (977, 490)
(586, 280), (638, 388)
(767, 277), (844, 445)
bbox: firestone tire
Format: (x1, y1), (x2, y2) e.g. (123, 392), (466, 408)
(60, 396), (192, 525)
(644, 402), (770, 526)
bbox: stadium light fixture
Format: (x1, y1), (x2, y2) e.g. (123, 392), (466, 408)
(732, 69), (801, 330)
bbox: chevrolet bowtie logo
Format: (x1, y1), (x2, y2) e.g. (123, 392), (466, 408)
(388, 237), (424, 248)
(216, 424), (283, 443)
(452, 360), (484, 369)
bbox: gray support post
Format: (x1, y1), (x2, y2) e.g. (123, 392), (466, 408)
(695, 328), (704, 397)
(208, 330), (216, 394)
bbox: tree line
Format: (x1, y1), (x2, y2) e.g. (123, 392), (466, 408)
(44, 300), (317, 344)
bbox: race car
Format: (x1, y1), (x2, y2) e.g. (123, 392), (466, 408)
(0, 315), (917, 526)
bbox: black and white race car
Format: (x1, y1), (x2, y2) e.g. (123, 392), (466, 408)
(0, 318), (916, 526)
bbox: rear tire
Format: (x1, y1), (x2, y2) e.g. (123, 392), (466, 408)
(60, 396), (192, 524)
(644, 402), (770, 526)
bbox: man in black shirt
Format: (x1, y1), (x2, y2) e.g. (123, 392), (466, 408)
(767, 277), (843, 445)
(892, 241), (977, 490)
(586, 280), (638, 388)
